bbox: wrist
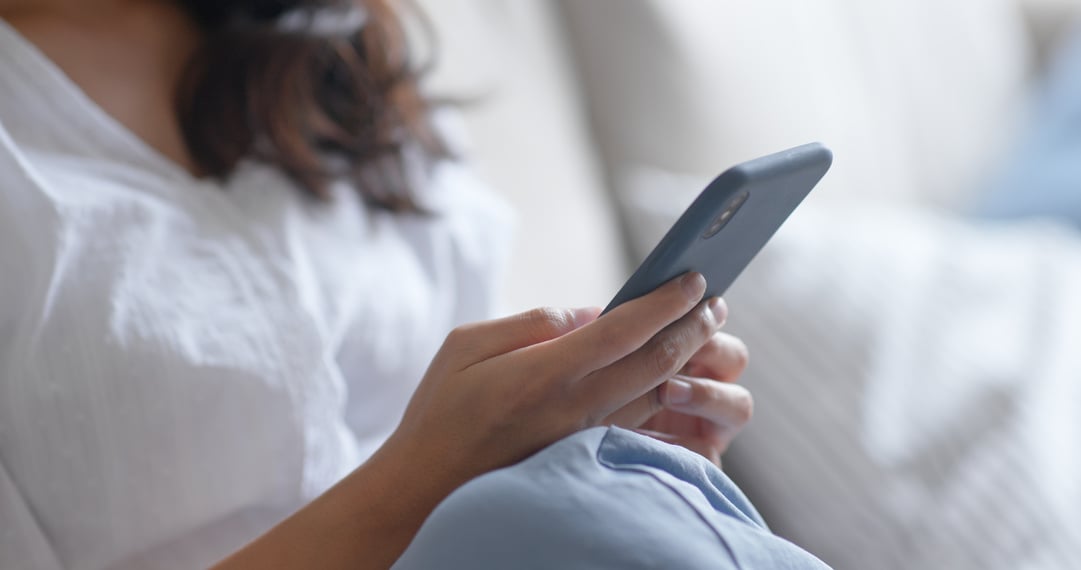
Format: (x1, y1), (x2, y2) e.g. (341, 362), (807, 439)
(348, 434), (462, 543)
(214, 433), (464, 570)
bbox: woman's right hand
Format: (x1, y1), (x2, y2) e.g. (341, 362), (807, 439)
(378, 271), (725, 496)
(216, 272), (727, 570)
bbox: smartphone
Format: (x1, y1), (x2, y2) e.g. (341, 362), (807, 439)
(603, 143), (833, 314)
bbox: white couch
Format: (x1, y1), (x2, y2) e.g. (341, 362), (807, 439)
(418, 1), (1081, 568)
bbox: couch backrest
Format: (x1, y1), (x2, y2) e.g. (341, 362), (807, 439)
(417, 0), (628, 313)
(414, 0), (1079, 312)
(560, 0), (1037, 211)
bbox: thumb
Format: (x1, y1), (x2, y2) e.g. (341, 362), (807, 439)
(444, 306), (600, 365)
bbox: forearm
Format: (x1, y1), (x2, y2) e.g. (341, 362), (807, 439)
(215, 276), (725, 568)
(213, 440), (460, 570)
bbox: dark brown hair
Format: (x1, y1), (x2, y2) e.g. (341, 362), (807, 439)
(176, 0), (446, 211)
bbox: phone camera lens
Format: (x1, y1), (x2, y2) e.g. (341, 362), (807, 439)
(702, 191), (749, 239)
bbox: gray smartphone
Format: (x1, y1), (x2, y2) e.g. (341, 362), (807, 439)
(603, 143), (833, 314)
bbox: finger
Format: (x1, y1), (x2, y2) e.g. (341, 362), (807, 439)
(682, 331), (750, 382)
(444, 306), (600, 367)
(662, 376), (754, 432)
(578, 296), (726, 423)
(536, 273), (707, 378)
(602, 384), (662, 428)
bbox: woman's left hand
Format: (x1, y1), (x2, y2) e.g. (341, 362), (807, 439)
(605, 299), (752, 466)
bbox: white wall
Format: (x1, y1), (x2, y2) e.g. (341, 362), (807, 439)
(415, 0), (627, 314)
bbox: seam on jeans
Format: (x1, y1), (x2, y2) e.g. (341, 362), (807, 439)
(595, 428), (743, 569)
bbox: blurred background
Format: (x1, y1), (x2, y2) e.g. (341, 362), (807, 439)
(415, 1), (1081, 568)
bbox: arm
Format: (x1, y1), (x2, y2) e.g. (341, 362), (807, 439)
(214, 441), (455, 570)
(216, 273), (745, 569)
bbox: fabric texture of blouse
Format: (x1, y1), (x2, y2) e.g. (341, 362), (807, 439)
(0, 19), (511, 570)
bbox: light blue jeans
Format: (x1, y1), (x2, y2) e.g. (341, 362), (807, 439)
(393, 427), (829, 569)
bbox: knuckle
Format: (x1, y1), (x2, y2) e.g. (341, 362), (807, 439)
(694, 305), (718, 338)
(524, 307), (573, 340)
(650, 336), (683, 377)
(444, 324), (474, 347)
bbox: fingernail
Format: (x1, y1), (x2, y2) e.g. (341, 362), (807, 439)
(665, 378), (694, 405)
(708, 297), (727, 325)
(681, 272), (706, 301)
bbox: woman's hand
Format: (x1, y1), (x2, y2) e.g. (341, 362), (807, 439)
(218, 272), (726, 570)
(636, 371), (753, 466)
(605, 300), (753, 466)
(384, 272), (726, 488)
(218, 272), (729, 570)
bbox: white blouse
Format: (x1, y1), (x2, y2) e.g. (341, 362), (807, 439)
(0, 20), (511, 570)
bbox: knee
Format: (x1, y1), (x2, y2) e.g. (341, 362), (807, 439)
(393, 470), (559, 569)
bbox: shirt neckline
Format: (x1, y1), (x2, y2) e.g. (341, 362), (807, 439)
(0, 17), (210, 187)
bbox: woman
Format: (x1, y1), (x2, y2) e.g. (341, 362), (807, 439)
(0, 1), (824, 568)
